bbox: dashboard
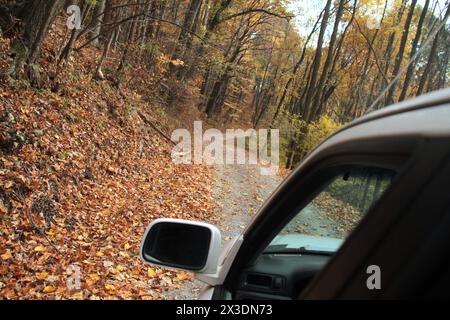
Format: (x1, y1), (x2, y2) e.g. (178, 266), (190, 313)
(234, 253), (331, 300)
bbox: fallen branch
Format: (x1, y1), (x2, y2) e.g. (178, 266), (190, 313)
(26, 208), (66, 258)
(137, 111), (176, 146)
(116, 89), (176, 146)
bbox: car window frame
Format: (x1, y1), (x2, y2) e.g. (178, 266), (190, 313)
(223, 136), (421, 296)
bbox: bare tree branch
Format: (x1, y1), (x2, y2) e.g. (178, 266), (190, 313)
(220, 8), (294, 24)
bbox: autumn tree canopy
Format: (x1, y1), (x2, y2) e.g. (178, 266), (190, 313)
(0, 0), (449, 166)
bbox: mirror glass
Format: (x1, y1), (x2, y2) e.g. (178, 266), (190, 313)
(143, 222), (212, 271)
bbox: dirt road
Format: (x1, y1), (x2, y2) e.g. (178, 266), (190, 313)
(162, 160), (284, 300)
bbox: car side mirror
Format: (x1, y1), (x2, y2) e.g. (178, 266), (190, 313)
(140, 218), (222, 274)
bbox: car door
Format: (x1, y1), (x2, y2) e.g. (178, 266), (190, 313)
(219, 146), (410, 299)
(221, 107), (450, 299)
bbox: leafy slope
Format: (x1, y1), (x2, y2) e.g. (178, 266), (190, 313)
(0, 29), (217, 300)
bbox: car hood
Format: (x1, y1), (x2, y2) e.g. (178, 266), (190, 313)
(269, 234), (344, 253)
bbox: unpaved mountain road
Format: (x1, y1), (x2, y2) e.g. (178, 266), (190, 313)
(214, 163), (284, 241)
(161, 162), (284, 300)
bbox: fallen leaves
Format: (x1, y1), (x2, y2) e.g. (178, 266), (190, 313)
(147, 268), (157, 277)
(312, 192), (361, 234)
(176, 272), (192, 281)
(43, 285), (56, 293)
(37, 272), (49, 280)
(34, 245), (46, 252)
(0, 33), (217, 300)
(104, 284), (117, 293)
(1, 249), (12, 260)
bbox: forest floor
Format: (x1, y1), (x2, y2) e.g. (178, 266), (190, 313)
(0, 26), (221, 299)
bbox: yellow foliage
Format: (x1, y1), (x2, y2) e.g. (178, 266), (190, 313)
(302, 116), (341, 152)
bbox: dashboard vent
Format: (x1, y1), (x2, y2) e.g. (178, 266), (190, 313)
(246, 274), (273, 288)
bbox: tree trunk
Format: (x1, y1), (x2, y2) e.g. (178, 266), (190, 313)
(205, 69), (231, 117)
(91, 0), (106, 48)
(311, 0), (346, 121)
(184, 0), (233, 79)
(115, 20), (135, 88)
(398, 0), (430, 102)
(100, 0), (114, 36)
(374, 0), (407, 108)
(417, 4), (450, 96)
(385, 0), (418, 105)
(59, 1), (93, 64)
(301, 0), (332, 122)
(3, 0), (63, 84)
(171, 0), (203, 61)
(94, 28), (115, 80)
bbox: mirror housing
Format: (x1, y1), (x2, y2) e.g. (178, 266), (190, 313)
(140, 218), (222, 274)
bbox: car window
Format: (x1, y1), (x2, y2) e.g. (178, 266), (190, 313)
(265, 167), (396, 254)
